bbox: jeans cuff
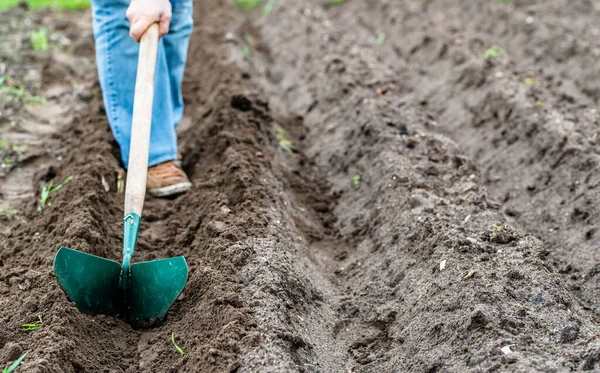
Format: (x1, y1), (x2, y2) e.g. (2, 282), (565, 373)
(148, 152), (178, 168)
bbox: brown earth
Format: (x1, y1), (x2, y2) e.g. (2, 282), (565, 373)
(1, 0), (600, 372)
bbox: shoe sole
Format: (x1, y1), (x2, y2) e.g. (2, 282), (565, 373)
(148, 181), (192, 197)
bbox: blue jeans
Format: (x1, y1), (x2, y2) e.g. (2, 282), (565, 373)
(92, 0), (193, 167)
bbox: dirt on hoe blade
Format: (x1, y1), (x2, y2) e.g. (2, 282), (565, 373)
(2, 0), (600, 372)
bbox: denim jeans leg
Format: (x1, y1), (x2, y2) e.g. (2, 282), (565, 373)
(92, 0), (178, 168)
(164, 0), (194, 129)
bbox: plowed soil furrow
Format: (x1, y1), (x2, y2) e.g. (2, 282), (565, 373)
(235, 0), (600, 371)
(297, 0), (600, 324)
(2, 1), (332, 371)
(354, 0), (600, 314)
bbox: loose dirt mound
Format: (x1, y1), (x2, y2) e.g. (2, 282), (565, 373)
(2, 1), (600, 372)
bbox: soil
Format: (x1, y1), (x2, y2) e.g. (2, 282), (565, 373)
(1, 1), (600, 372)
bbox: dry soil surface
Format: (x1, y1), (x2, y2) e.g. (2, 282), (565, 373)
(2, 1), (600, 372)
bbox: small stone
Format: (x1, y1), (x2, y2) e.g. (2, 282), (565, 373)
(208, 221), (226, 235)
(463, 270), (476, 280)
(500, 345), (513, 355)
(439, 260), (447, 271)
(560, 325), (579, 343)
(409, 194), (434, 211)
(220, 205), (231, 216)
(469, 304), (490, 328)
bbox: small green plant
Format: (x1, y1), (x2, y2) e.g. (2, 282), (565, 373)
(262, 0), (275, 14)
(234, 0), (261, 11)
(0, 78), (45, 105)
(331, 0), (344, 4)
(12, 145), (28, 155)
(352, 175), (361, 190)
(241, 44), (251, 57)
(22, 315), (42, 332)
(0, 139), (6, 150)
(500, 0), (512, 3)
(241, 34), (254, 57)
(38, 176), (73, 211)
(482, 46), (505, 59)
(0, 209), (17, 218)
(0, 0), (90, 10)
(525, 77), (534, 86)
(489, 225), (505, 241)
(29, 29), (49, 52)
(376, 32), (386, 46)
(2, 350), (30, 373)
(171, 332), (184, 356)
(0, 85), (26, 102)
(276, 128), (294, 153)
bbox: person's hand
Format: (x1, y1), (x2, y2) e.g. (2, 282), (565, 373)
(126, 0), (172, 42)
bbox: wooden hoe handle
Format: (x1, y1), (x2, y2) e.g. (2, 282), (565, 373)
(124, 23), (159, 216)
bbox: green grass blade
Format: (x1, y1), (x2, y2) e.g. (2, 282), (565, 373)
(3, 350), (31, 373)
(50, 175), (73, 193)
(171, 332), (184, 356)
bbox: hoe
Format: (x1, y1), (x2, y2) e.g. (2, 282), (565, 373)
(53, 24), (188, 324)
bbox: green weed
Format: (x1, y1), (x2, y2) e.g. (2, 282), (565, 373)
(234, 0), (261, 11)
(376, 32), (386, 46)
(0, 77), (45, 105)
(489, 225), (505, 241)
(38, 175), (73, 211)
(0, 209), (17, 218)
(241, 44), (251, 57)
(500, 0), (512, 3)
(22, 315), (42, 332)
(0, 139), (6, 150)
(276, 128), (294, 153)
(29, 29), (48, 51)
(0, 0), (90, 10)
(482, 46), (505, 59)
(525, 77), (534, 85)
(352, 175), (361, 190)
(171, 332), (184, 356)
(2, 350), (31, 373)
(12, 145), (28, 155)
(241, 34), (254, 57)
(262, 0), (275, 14)
(331, 0), (344, 4)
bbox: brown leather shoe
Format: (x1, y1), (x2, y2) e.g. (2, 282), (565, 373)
(147, 160), (192, 197)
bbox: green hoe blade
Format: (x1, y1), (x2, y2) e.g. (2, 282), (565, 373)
(54, 247), (122, 315)
(54, 247), (188, 322)
(127, 256), (188, 323)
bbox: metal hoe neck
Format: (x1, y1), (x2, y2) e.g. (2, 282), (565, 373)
(121, 212), (141, 291)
